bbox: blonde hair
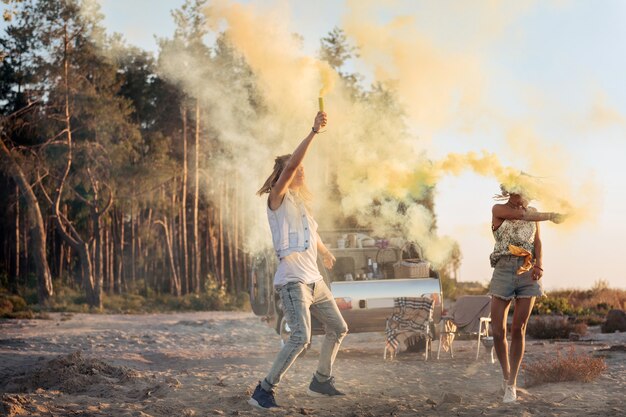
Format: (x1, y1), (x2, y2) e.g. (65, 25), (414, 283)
(257, 154), (313, 207)
(257, 154), (291, 196)
(493, 184), (512, 201)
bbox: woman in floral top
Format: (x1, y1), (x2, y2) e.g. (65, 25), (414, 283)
(489, 185), (565, 403)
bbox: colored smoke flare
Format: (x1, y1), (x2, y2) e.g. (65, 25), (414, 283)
(318, 97), (324, 112)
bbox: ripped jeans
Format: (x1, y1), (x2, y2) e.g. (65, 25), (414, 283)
(261, 279), (348, 391)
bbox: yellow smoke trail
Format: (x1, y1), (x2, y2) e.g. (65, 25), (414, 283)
(339, 0), (598, 234)
(205, 0), (338, 121)
(317, 60), (336, 97)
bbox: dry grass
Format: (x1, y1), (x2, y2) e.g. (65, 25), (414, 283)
(523, 347), (607, 387)
(527, 316), (588, 339)
(549, 283), (626, 312)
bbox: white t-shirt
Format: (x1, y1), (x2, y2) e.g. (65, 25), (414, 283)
(273, 207), (323, 288)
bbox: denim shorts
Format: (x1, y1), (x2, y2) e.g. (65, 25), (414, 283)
(488, 255), (544, 300)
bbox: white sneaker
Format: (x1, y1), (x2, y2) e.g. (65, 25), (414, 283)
(503, 384), (517, 403)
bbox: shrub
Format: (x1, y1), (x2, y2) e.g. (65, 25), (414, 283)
(533, 296), (576, 315)
(49, 286), (90, 313)
(526, 316), (588, 339)
(102, 293), (146, 313)
(523, 347), (607, 387)
(0, 293), (30, 317)
(6, 294), (28, 311)
(0, 296), (14, 316)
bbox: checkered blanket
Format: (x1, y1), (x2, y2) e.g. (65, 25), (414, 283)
(385, 297), (434, 356)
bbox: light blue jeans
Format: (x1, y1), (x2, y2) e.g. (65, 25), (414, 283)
(261, 280), (348, 391)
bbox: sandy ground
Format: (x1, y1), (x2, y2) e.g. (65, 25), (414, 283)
(1, 312), (624, 417)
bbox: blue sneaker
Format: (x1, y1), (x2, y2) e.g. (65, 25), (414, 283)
(307, 375), (345, 397)
(248, 382), (279, 410)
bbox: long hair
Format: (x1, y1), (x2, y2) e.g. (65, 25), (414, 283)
(493, 183), (511, 201)
(257, 154), (291, 196)
(257, 154), (313, 209)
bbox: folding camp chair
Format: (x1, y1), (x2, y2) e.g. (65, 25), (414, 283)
(437, 295), (494, 363)
(384, 297), (435, 361)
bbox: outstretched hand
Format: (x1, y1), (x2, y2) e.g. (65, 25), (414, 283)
(551, 213), (567, 224)
(322, 251), (335, 270)
(314, 111), (327, 132)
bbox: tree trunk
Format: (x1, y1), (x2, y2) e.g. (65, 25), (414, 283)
(77, 242), (97, 307)
(155, 218), (181, 296)
(226, 219), (235, 294)
(170, 178), (182, 289)
(219, 181), (225, 290)
(0, 138), (54, 303)
(144, 208), (153, 295)
(181, 106), (189, 294)
(207, 205), (217, 284)
(51, 22), (103, 309)
(102, 224), (108, 293)
(15, 185), (20, 284)
(114, 208), (124, 294)
(130, 203), (136, 286)
(234, 174), (240, 293)
(193, 100), (201, 293)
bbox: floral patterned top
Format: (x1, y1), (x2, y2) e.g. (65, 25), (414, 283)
(490, 219), (536, 267)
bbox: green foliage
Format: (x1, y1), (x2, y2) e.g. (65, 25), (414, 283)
(0, 295), (14, 316)
(48, 285), (90, 313)
(0, 292), (33, 318)
(532, 288), (626, 325)
(40, 281), (247, 314)
(533, 296), (576, 315)
(319, 26), (358, 71)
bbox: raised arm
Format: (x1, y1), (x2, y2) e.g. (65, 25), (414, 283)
(268, 112), (327, 210)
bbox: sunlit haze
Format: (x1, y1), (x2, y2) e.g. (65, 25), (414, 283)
(96, 0), (625, 290)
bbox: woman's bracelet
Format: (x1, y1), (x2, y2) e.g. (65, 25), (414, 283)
(534, 265), (543, 271)
(312, 127), (319, 134)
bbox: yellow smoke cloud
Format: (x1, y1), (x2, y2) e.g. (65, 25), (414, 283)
(205, 0), (338, 119)
(342, 0), (486, 134)
(155, 0), (598, 267)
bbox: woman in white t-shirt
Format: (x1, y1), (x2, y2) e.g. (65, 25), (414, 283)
(248, 111), (348, 411)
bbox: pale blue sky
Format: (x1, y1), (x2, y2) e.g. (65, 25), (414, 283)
(83, 1), (626, 289)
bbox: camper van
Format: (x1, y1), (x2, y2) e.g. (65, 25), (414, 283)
(249, 229), (443, 346)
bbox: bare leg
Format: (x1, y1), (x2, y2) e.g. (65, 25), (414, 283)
(490, 296), (512, 381)
(508, 297), (535, 387)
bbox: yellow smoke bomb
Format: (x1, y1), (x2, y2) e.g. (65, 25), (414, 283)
(318, 97), (324, 112)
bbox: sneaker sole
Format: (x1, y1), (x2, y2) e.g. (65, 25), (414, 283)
(307, 388), (330, 397)
(248, 398), (279, 411)
(307, 388), (345, 397)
